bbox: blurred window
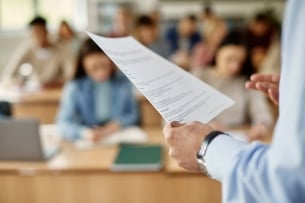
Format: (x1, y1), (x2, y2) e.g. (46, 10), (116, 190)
(0, 0), (34, 30)
(37, 0), (75, 29)
(0, 0), (75, 31)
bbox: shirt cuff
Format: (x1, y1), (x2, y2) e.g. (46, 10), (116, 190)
(205, 134), (247, 181)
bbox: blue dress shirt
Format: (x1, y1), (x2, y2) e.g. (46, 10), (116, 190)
(205, 1), (305, 202)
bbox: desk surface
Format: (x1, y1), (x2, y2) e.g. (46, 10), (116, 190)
(0, 127), (273, 174)
(0, 127), (272, 203)
(0, 127), (188, 174)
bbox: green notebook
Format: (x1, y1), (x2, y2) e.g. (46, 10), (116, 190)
(112, 144), (163, 171)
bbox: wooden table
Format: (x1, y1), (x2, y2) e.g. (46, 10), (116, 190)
(11, 88), (62, 124)
(0, 87), (62, 124)
(0, 127), (221, 203)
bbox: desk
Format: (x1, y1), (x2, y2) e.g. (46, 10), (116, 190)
(0, 128), (221, 203)
(137, 94), (162, 127)
(11, 89), (62, 124)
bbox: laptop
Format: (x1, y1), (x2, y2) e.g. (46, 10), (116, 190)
(0, 118), (59, 161)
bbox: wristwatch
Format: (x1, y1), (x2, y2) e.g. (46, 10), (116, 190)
(197, 130), (227, 176)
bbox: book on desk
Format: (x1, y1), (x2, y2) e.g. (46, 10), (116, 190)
(112, 143), (163, 172)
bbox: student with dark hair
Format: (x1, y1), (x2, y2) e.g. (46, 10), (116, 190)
(193, 31), (273, 141)
(245, 13), (280, 72)
(190, 17), (228, 71)
(165, 14), (201, 69)
(2, 16), (74, 88)
(133, 15), (170, 59)
(29, 16), (47, 26)
(56, 38), (139, 141)
(108, 7), (133, 38)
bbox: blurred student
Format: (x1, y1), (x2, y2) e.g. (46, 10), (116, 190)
(201, 5), (214, 21)
(2, 16), (74, 88)
(57, 20), (82, 62)
(56, 38), (139, 141)
(190, 17), (227, 71)
(133, 15), (170, 59)
(259, 37), (281, 74)
(165, 15), (201, 69)
(149, 10), (161, 30)
(149, 9), (166, 37)
(199, 5), (217, 34)
(193, 31), (273, 141)
(108, 7), (133, 38)
(245, 13), (280, 73)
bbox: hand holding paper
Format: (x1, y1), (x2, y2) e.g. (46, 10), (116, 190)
(87, 32), (234, 123)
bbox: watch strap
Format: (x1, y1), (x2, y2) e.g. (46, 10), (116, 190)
(197, 130), (228, 176)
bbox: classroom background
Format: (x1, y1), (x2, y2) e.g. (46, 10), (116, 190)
(0, 0), (285, 203)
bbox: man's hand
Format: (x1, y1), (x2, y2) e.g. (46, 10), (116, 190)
(245, 73), (280, 105)
(163, 121), (214, 172)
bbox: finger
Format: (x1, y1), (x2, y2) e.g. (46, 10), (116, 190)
(268, 88), (279, 105)
(250, 73), (280, 84)
(250, 81), (278, 100)
(250, 73), (271, 82)
(255, 82), (269, 94)
(245, 81), (257, 89)
(271, 74), (280, 83)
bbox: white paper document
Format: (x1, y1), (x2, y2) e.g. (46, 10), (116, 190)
(87, 32), (234, 123)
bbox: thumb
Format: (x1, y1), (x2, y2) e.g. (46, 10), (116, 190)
(170, 121), (185, 127)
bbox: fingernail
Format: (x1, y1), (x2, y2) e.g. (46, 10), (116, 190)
(170, 121), (181, 127)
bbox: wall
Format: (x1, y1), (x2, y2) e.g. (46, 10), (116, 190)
(0, 33), (26, 75)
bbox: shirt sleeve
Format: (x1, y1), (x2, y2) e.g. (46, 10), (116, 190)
(205, 135), (247, 181)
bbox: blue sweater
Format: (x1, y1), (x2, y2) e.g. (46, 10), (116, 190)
(165, 27), (201, 55)
(56, 73), (139, 140)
